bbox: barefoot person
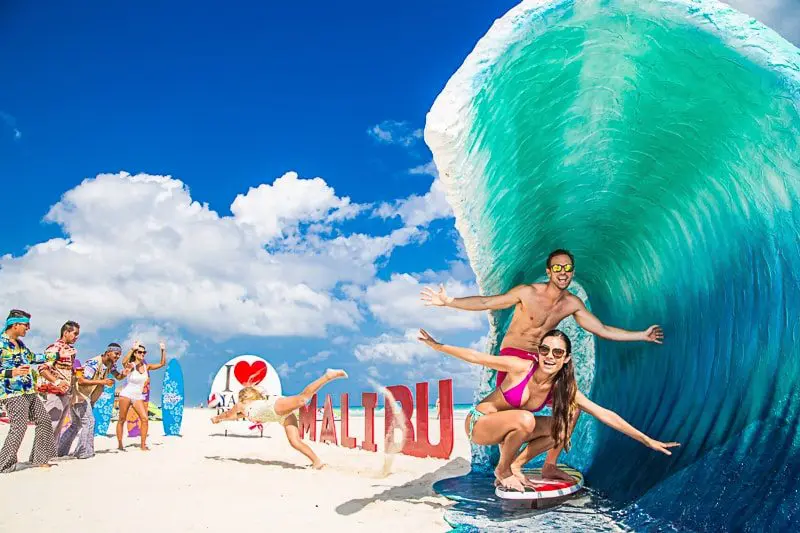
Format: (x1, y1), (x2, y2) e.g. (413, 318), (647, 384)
(421, 248), (664, 480)
(416, 328), (678, 492)
(57, 343), (126, 459)
(40, 321), (81, 449)
(211, 369), (348, 469)
(116, 341), (167, 451)
(0, 310), (57, 472)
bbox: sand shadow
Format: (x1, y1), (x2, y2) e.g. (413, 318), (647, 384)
(11, 462), (61, 471)
(209, 433), (270, 439)
(94, 442), (164, 454)
(335, 457), (471, 516)
(205, 455), (306, 470)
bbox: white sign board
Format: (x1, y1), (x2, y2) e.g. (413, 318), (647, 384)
(208, 355), (282, 413)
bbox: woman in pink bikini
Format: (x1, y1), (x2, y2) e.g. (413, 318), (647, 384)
(417, 328), (679, 492)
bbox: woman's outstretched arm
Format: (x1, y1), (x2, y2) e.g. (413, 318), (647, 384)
(417, 329), (531, 374)
(575, 390), (680, 455)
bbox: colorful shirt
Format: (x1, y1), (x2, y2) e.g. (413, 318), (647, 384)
(0, 333), (41, 400)
(42, 339), (77, 395)
(75, 355), (118, 405)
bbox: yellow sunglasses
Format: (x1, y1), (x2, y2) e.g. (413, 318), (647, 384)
(550, 264), (574, 273)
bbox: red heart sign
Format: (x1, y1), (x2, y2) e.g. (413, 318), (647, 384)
(234, 360), (267, 387)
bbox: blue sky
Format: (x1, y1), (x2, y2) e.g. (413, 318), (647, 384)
(1, 0), (796, 406)
(0, 0), (527, 405)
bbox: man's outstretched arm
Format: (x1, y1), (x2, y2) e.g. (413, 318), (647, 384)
(573, 300), (664, 343)
(421, 284), (525, 311)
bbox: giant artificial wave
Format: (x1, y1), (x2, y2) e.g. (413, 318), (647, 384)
(425, 0), (800, 530)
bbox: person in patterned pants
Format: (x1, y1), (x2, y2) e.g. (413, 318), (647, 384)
(0, 309), (58, 473)
(57, 344), (126, 459)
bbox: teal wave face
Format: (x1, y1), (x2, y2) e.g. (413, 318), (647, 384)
(426, 0), (800, 531)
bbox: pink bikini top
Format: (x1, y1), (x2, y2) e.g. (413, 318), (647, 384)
(496, 347), (553, 412)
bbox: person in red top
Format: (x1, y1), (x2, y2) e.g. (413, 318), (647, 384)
(41, 321), (80, 449)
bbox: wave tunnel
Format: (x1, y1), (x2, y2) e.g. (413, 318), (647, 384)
(425, 0), (800, 530)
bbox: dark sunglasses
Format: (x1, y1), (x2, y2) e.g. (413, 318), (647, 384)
(550, 264), (574, 273)
(539, 344), (567, 358)
(136, 350), (147, 355)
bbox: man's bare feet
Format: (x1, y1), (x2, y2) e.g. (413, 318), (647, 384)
(542, 463), (575, 483)
(495, 469), (526, 492)
(325, 369), (348, 381)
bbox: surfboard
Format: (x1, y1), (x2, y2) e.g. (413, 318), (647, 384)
(92, 383), (116, 436)
(161, 359), (184, 436)
(495, 466), (584, 500)
(434, 463), (586, 528)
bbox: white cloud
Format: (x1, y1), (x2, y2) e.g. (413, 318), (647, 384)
(409, 161), (438, 177)
(231, 171), (365, 242)
(367, 120), (423, 147)
(375, 178), (452, 228)
(353, 329), (482, 389)
(726, 0), (800, 45)
(276, 362), (291, 377)
(470, 335), (489, 352)
(122, 322), (190, 359)
(364, 273), (486, 331)
(0, 171), (423, 340)
(0, 111), (21, 141)
(278, 350), (331, 376)
(354, 329), (433, 364)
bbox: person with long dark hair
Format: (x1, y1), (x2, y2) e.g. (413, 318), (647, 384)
(417, 328), (679, 492)
(420, 249), (664, 477)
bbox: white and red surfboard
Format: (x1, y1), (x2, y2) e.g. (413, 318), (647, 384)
(495, 465), (584, 500)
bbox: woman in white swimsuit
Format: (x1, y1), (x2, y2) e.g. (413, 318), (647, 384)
(116, 341), (167, 451)
(211, 368), (348, 469)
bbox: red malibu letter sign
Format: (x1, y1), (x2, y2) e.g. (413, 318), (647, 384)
(298, 379), (454, 460)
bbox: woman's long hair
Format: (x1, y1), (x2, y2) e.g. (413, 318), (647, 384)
(543, 329), (578, 451)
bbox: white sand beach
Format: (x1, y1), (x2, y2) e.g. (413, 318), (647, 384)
(0, 408), (472, 533)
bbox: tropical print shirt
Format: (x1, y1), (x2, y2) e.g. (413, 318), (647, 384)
(75, 355), (119, 405)
(0, 333), (41, 400)
(41, 339), (77, 395)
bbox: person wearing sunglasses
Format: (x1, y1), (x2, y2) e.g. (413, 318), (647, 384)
(0, 309), (58, 472)
(116, 340), (167, 451)
(417, 328), (679, 492)
(420, 248), (663, 480)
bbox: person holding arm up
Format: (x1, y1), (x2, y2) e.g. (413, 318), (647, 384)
(116, 341), (167, 451)
(421, 249), (663, 476)
(416, 328), (678, 492)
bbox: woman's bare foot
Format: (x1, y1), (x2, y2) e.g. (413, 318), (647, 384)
(37, 463), (53, 469)
(141, 445), (150, 451)
(117, 445), (125, 451)
(325, 369), (348, 381)
(495, 469), (525, 492)
(541, 463), (575, 483)
(510, 466), (538, 489)
(312, 461), (325, 470)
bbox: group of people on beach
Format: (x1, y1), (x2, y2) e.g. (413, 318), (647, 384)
(0, 310), (169, 473)
(417, 248), (679, 492)
(2, 248), (677, 484)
